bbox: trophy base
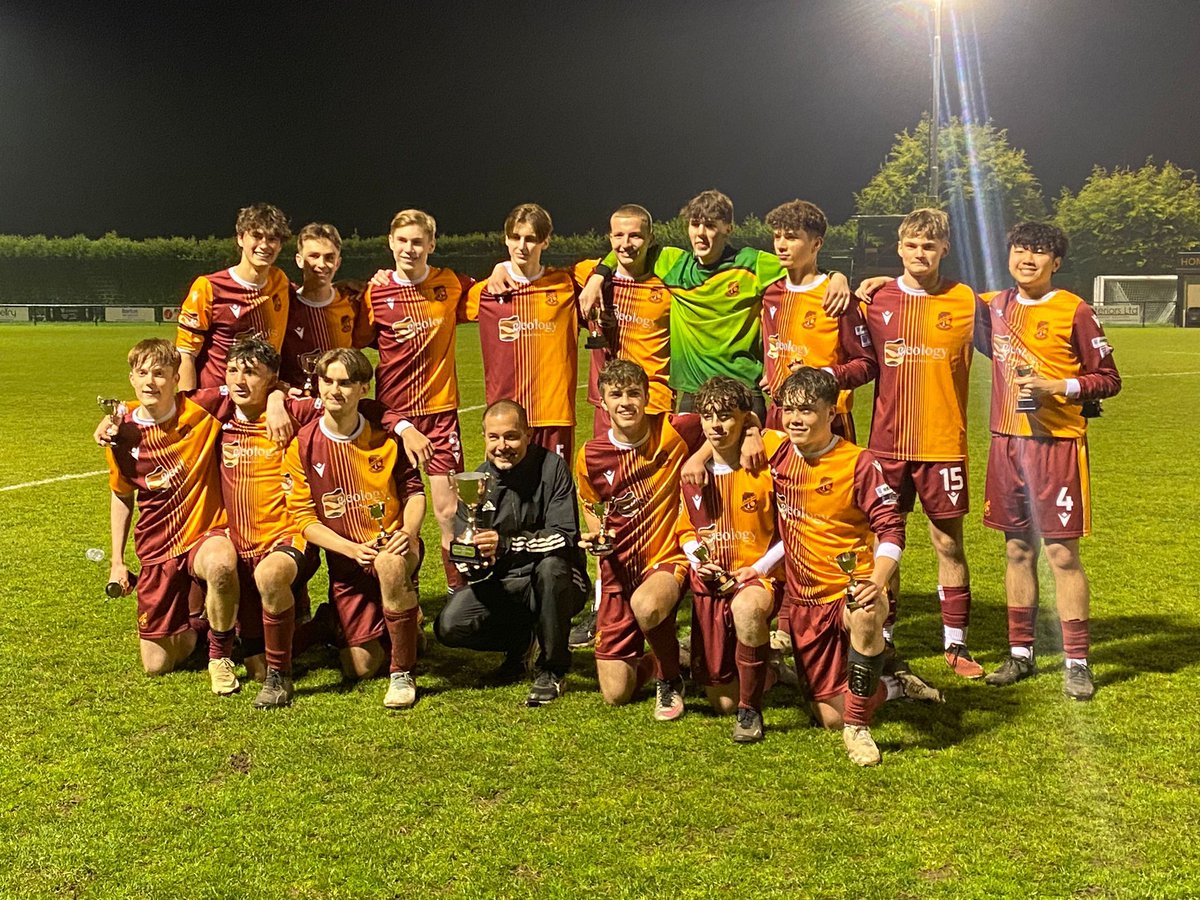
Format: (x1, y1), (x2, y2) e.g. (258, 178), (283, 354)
(1015, 401), (1040, 414)
(449, 540), (484, 562)
(584, 336), (609, 350)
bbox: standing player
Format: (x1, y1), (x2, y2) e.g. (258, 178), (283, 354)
(283, 349), (426, 709)
(676, 377), (785, 743)
(176, 203), (292, 391)
(467, 204), (580, 461)
(363, 209), (475, 589)
(279, 222), (372, 389)
(977, 223), (1121, 700)
(104, 339), (242, 694)
(761, 199), (873, 436)
(580, 190), (850, 418)
(854, 209), (985, 679)
(770, 367), (933, 766)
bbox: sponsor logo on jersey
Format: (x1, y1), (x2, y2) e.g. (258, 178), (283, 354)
(615, 308), (656, 330)
(1035, 320), (1049, 340)
(611, 490), (641, 516)
(393, 315), (445, 342)
(816, 476), (834, 495)
(937, 311), (952, 330)
(767, 335), (809, 362)
(498, 315), (555, 342)
(740, 491), (759, 513)
(994, 334), (1012, 363)
(368, 455), (384, 473)
(222, 438), (277, 467)
(725, 283), (739, 298)
(144, 464), (176, 491)
(433, 285), (448, 303)
(319, 486), (385, 520)
(698, 523), (756, 548)
(883, 338), (947, 366)
(775, 491), (801, 521)
(802, 310), (817, 329)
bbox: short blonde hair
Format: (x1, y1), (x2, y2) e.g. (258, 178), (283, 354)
(296, 222), (342, 251)
(389, 209), (438, 240)
(898, 208), (950, 242)
(127, 338), (180, 372)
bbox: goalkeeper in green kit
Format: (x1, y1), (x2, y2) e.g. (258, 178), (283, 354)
(579, 190), (850, 419)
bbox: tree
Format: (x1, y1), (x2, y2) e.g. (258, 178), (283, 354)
(1053, 160), (1200, 284)
(855, 116), (1046, 222)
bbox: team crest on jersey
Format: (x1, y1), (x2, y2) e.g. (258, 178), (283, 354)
(1036, 321), (1049, 340)
(649, 288), (664, 304)
(816, 476), (834, 495)
(368, 455), (384, 473)
(138, 611), (149, 629)
(803, 310), (817, 329)
(544, 291), (559, 307)
(321, 487), (347, 519)
(433, 285), (448, 303)
(145, 465), (174, 491)
(725, 283), (738, 298)
(281, 473), (293, 493)
(341, 315), (352, 333)
(937, 311), (952, 330)
(740, 491), (759, 512)
(273, 296), (282, 312)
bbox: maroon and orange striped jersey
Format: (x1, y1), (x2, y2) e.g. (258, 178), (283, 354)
(761, 274), (874, 414)
(366, 267), (475, 416)
(106, 392), (227, 564)
(675, 429), (786, 574)
(467, 266), (580, 428)
(860, 277), (978, 461)
(979, 289), (1121, 438)
(279, 282), (372, 388)
(769, 432), (905, 604)
(218, 396), (323, 558)
(176, 267), (290, 389)
(283, 412), (424, 544)
(575, 414), (705, 587)
(574, 259), (673, 415)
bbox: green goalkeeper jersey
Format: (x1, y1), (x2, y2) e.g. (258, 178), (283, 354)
(601, 244), (785, 394)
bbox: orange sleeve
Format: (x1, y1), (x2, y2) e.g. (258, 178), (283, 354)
(672, 497), (698, 551)
(175, 276), (214, 355)
(572, 258), (600, 288)
(761, 429), (788, 459)
(574, 447), (599, 506)
(283, 440), (320, 536)
(456, 272), (476, 324)
(464, 281), (483, 323)
(348, 284), (375, 349)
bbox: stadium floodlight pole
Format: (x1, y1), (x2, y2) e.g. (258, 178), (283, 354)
(929, 0), (943, 206)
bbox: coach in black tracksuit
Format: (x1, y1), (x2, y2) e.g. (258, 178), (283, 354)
(434, 400), (588, 704)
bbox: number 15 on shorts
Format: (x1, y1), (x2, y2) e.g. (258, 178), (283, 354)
(938, 465), (964, 506)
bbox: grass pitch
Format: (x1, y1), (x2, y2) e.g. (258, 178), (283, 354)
(1, 323), (1198, 898)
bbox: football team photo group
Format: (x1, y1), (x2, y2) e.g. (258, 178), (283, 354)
(94, 192), (1120, 768)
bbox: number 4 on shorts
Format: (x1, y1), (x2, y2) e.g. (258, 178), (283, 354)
(1056, 486), (1074, 526)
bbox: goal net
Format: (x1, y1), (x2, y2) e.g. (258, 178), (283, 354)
(1092, 275), (1178, 325)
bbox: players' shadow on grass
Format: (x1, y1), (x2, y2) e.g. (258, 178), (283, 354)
(1089, 613), (1200, 686)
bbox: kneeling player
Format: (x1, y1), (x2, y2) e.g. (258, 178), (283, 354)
(770, 368), (938, 766)
(576, 360), (706, 720)
(104, 339), (241, 694)
(284, 349), (426, 709)
(677, 377), (784, 743)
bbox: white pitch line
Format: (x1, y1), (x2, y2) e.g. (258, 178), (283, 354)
(0, 469), (107, 493)
(1125, 370), (1200, 378)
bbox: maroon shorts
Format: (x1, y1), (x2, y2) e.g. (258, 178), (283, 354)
(594, 562), (687, 662)
(690, 577), (783, 686)
(406, 411), (464, 475)
(591, 406), (611, 439)
(528, 425), (574, 463)
(235, 537), (319, 640)
(325, 551), (385, 649)
(984, 434), (1090, 539)
(786, 600), (848, 701)
(876, 456), (969, 519)
(766, 406), (855, 442)
(135, 529), (228, 640)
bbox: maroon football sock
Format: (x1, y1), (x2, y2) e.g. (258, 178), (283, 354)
(384, 606), (419, 674)
(1007, 605), (1038, 649)
(442, 548), (465, 592)
(189, 612), (210, 643)
(1060, 618), (1090, 660)
(843, 680), (887, 727)
(263, 606), (296, 673)
(735, 640), (770, 711)
(938, 585), (971, 630)
(644, 615), (681, 682)
(208, 626), (236, 661)
(776, 603), (791, 637)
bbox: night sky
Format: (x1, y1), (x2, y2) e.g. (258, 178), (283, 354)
(2, 0), (1197, 239)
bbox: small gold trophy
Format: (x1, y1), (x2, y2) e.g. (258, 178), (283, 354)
(693, 541), (737, 596)
(450, 472), (492, 562)
(584, 303), (610, 350)
(836, 551), (862, 610)
(97, 396), (126, 440)
(588, 500), (614, 555)
(1015, 364), (1039, 413)
(299, 351), (321, 397)
(367, 501), (389, 549)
